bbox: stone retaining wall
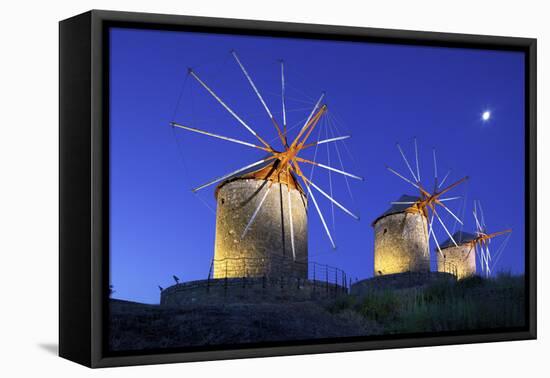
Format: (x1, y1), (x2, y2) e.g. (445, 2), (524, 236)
(350, 271), (455, 295)
(160, 277), (347, 306)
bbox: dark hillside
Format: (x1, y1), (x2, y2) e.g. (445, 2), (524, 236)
(110, 300), (378, 351)
(110, 274), (525, 351)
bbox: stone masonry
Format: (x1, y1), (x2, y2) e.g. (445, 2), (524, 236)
(213, 179), (308, 279)
(373, 212), (430, 276)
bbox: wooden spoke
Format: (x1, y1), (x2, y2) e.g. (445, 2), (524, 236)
(486, 229), (512, 239)
(428, 213), (443, 258)
(305, 183), (336, 249)
(301, 135), (351, 149)
(396, 143), (419, 182)
(386, 166), (421, 190)
(171, 122), (269, 151)
(231, 51), (286, 146)
(432, 148), (438, 191)
(436, 201), (463, 225)
(188, 69), (273, 150)
(414, 137), (421, 182)
(433, 206), (458, 247)
(439, 169), (452, 189)
(297, 157), (363, 180)
(292, 161), (336, 249)
(192, 157), (275, 192)
(473, 203), (483, 233)
(438, 196), (461, 202)
(290, 93), (325, 148)
(435, 176), (469, 198)
(280, 60), (288, 145)
(302, 175), (359, 220)
(294, 105), (327, 149)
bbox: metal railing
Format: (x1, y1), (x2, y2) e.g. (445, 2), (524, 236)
(374, 258), (460, 278)
(207, 254), (350, 293)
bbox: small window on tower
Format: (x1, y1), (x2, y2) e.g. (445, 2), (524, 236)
(383, 228), (388, 234)
(221, 198), (225, 205)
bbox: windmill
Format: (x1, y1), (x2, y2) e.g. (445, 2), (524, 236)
(438, 201), (512, 278)
(470, 200), (512, 277)
(373, 139), (467, 276)
(437, 231), (478, 279)
(171, 51), (362, 278)
(388, 139), (468, 255)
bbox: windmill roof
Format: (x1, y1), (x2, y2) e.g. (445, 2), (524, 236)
(440, 231), (477, 249)
(214, 157), (304, 197)
(372, 194), (420, 226)
(222, 156), (276, 179)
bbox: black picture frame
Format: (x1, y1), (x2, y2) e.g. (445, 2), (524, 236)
(59, 9), (537, 368)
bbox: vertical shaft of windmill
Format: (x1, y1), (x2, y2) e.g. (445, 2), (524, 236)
(474, 200), (479, 230)
(305, 183), (336, 249)
(433, 148), (438, 192)
(480, 244), (486, 275)
(308, 126), (324, 182)
(295, 93), (325, 144)
(414, 137), (421, 183)
(281, 60), (287, 142)
(325, 119), (336, 229)
(478, 244), (484, 274)
(473, 201), (483, 233)
(484, 245), (490, 278)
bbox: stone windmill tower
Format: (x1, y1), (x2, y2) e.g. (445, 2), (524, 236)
(437, 200), (511, 279)
(373, 194), (429, 276)
(375, 140), (467, 276)
(171, 51), (362, 280)
(213, 161), (308, 279)
(437, 231), (477, 279)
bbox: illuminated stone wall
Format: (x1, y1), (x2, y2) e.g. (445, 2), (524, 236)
(373, 212), (429, 276)
(213, 179), (308, 279)
(437, 244), (476, 279)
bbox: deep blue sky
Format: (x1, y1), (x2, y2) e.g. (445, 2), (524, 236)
(109, 27), (525, 304)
